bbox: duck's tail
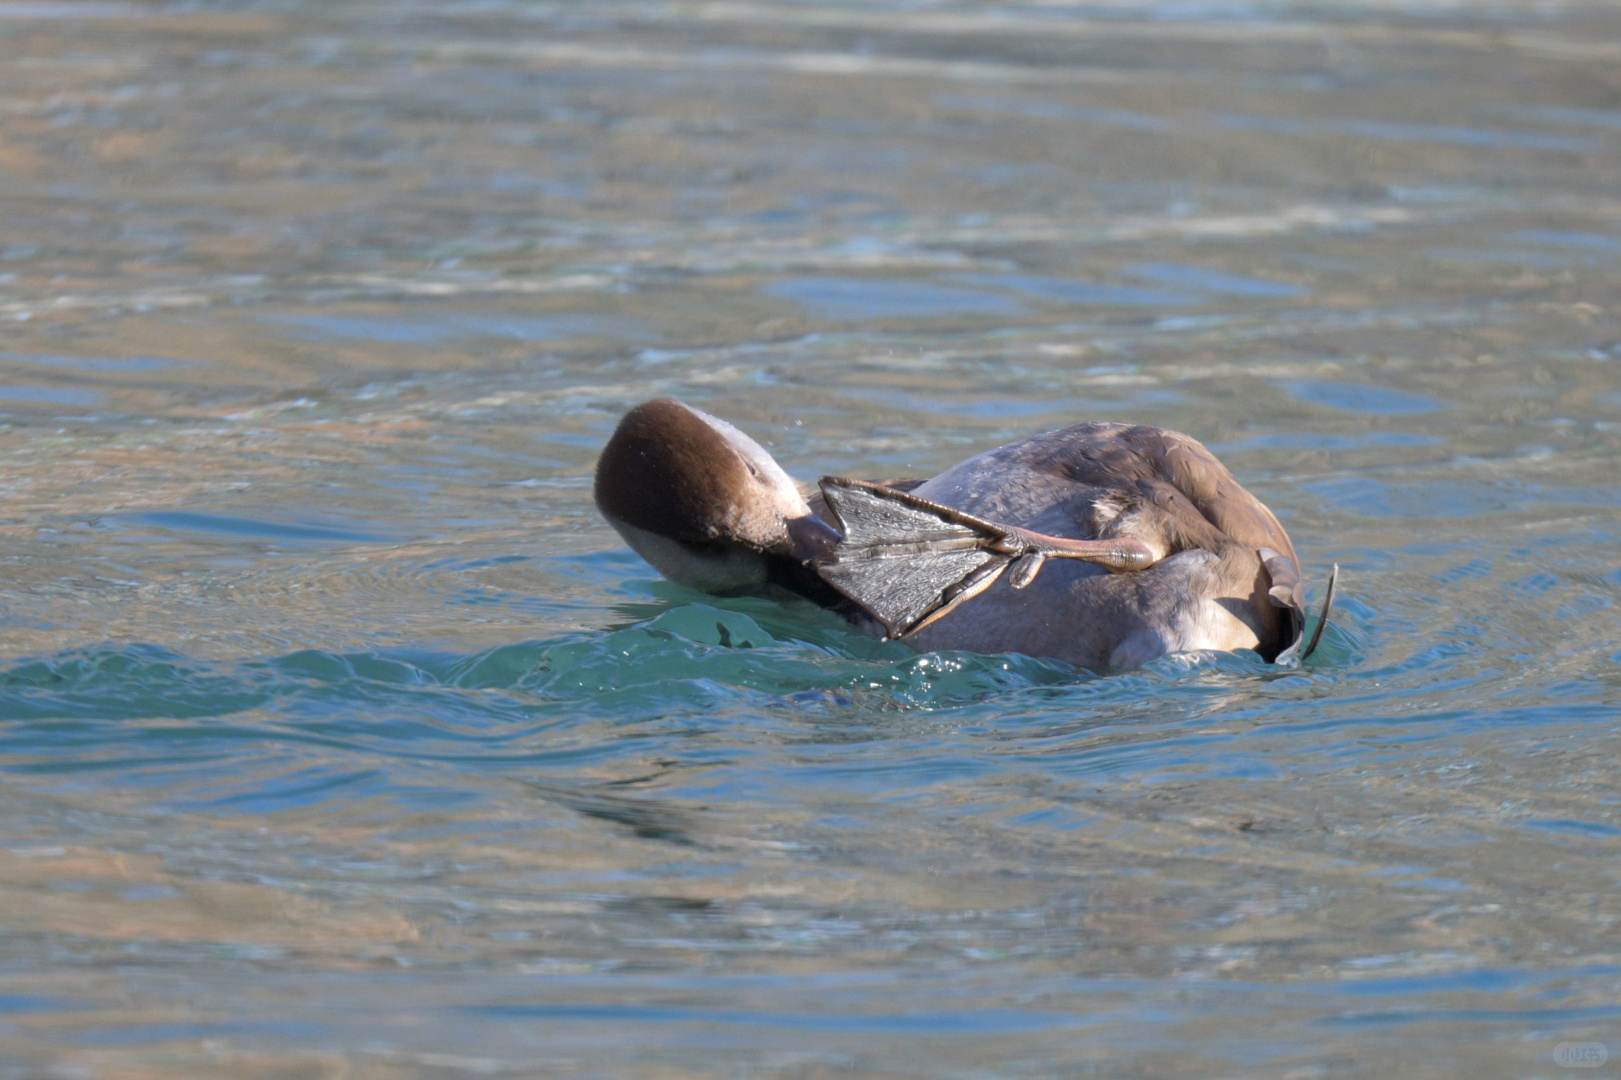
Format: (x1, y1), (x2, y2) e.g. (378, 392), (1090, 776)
(1274, 564), (1339, 666)
(1299, 564), (1339, 661)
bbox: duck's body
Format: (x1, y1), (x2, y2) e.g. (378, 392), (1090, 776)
(869, 423), (1295, 669)
(594, 400), (1326, 670)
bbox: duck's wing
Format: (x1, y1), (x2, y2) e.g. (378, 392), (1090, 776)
(812, 478), (1156, 639)
(1139, 431), (1336, 661)
(1026, 423), (1298, 563)
(1140, 433), (1344, 663)
(1024, 423), (1325, 656)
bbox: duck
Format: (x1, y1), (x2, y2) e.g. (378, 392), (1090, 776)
(594, 398), (1335, 671)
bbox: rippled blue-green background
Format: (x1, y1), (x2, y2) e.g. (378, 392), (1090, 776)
(2, 2), (1620, 1076)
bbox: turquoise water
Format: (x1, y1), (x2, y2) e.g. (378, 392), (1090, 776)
(2, 1), (1621, 1076)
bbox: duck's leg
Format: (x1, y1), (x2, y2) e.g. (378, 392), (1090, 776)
(997, 526), (1157, 578)
(812, 477), (1159, 639)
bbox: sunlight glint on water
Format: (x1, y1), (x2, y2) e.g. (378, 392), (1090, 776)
(1, 1), (1620, 1076)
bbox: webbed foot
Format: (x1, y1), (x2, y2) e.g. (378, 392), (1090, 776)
(813, 477), (1157, 639)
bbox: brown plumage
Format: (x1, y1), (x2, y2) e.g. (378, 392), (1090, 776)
(594, 402), (1332, 671)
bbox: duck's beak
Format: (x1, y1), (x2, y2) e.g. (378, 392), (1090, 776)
(782, 512), (841, 564)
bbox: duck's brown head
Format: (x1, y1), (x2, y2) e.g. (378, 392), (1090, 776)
(594, 398), (840, 591)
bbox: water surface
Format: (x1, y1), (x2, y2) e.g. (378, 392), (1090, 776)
(2, 1), (1620, 1077)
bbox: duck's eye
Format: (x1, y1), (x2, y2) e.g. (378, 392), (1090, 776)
(744, 460), (760, 477)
